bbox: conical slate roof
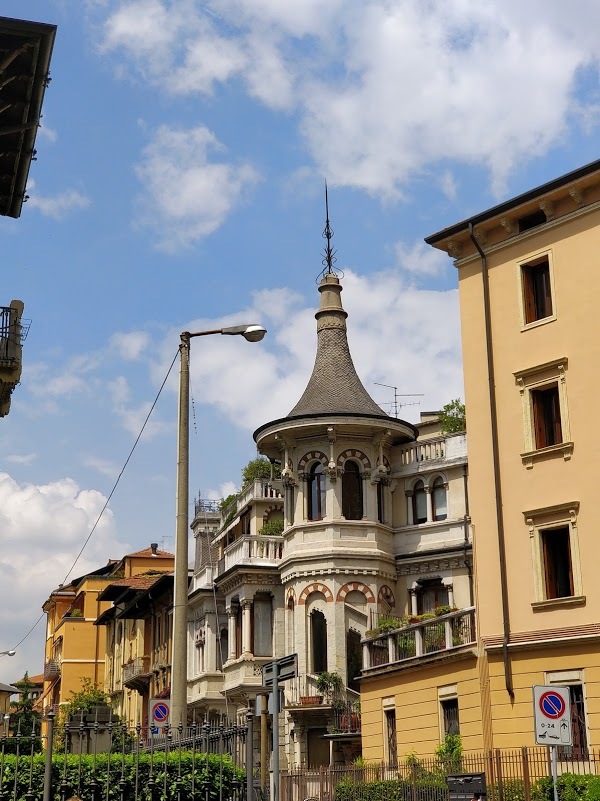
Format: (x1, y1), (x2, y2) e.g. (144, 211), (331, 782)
(288, 272), (386, 418)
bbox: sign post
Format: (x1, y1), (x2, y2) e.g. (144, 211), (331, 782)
(149, 698), (171, 736)
(533, 686), (572, 801)
(262, 655), (298, 801)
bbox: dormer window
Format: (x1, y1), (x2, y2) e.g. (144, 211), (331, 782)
(307, 462), (326, 521)
(342, 460), (363, 520)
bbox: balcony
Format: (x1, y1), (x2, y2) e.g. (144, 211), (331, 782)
(222, 655), (272, 697)
(362, 607), (476, 672)
(221, 480), (283, 526)
(43, 660), (61, 680)
(0, 301), (28, 417)
(218, 535), (284, 574)
(123, 656), (151, 689)
(394, 433), (467, 474)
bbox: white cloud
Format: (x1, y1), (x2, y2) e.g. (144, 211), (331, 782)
(26, 179), (90, 220)
(153, 268), (462, 433)
(5, 453), (37, 466)
(83, 456), (120, 479)
(134, 125), (260, 251)
(206, 481), (238, 501)
(99, 0), (600, 197)
(395, 240), (451, 277)
(108, 375), (171, 438)
(0, 472), (127, 681)
(110, 331), (150, 360)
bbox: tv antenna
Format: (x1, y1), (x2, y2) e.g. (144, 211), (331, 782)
(374, 383), (424, 418)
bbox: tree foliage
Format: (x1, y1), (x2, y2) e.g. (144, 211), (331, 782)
(10, 672), (41, 739)
(439, 399), (466, 434)
(241, 457), (280, 486)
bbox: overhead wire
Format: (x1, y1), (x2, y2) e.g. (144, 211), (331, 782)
(11, 348), (180, 652)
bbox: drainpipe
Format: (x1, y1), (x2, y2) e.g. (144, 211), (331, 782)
(462, 465), (474, 608)
(468, 223), (514, 700)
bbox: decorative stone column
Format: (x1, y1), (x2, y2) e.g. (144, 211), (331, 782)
(227, 607), (236, 662)
(443, 582), (454, 608)
(242, 599), (253, 656)
(405, 490), (414, 526)
(425, 486), (433, 523)
(409, 587), (419, 616)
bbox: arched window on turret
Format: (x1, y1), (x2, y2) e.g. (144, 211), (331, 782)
(412, 480), (427, 524)
(311, 610), (328, 674)
(342, 460), (363, 520)
(307, 462), (326, 521)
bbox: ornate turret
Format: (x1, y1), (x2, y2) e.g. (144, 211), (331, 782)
(288, 272), (386, 419)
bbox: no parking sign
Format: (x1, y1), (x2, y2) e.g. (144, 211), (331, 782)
(149, 698), (170, 735)
(533, 686), (572, 745)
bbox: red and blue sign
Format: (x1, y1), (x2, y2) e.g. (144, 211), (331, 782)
(539, 691), (566, 719)
(152, 702), (170, 723)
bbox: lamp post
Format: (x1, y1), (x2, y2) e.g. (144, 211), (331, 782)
(0, 651), (15, 657)
(170, 324), (267, 729)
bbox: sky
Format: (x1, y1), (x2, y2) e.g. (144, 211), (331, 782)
(1, 0), (599, 684)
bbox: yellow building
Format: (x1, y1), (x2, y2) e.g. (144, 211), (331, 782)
(426, 158), (600, 757)
(42, 544), (174, 728)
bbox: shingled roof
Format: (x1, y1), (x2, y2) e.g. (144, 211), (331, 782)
(287, 273), (387, 419)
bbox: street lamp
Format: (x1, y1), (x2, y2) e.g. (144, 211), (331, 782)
(0, 650), (15, 657)
(171, 323), (267, 728)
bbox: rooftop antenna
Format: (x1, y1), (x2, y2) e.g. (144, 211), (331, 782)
(318, 181), (342, 281)
(374, 383), (424, 418)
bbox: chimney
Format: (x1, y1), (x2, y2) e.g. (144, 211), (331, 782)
(150, 543), (158, 555)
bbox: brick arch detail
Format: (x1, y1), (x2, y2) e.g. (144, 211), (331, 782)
(263, 503), (283, 520)
(298, 451), (329, 472)
(286, 588), (296, 605)
(378, 584), (395, 607)
(336, 581), (376, 604)
(337, 449), (371, 470)
(298, 582), (334, 605)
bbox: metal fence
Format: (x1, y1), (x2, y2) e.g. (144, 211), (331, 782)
(281, 747), (600, 801)
(0, 715), (249, 801)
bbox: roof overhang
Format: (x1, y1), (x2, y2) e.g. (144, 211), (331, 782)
(0, 16), (57, 218)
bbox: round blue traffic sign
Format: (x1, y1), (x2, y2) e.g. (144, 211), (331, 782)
(152, 702), (169, 723)
(539, 691), (566, 719)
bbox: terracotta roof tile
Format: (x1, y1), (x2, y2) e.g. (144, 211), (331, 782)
(125, 547), (174, 559)
(105, 575), (164, 591)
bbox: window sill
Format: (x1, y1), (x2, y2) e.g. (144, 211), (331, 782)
(532, 596), (586, 611)
(521, 314), (556, 332)
(521, 441), (573, 469)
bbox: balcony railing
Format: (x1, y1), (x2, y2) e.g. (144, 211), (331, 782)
(221, 481), (284, 528)
(0, 303), (28, 362)
(363, 607), (476, 671)
(333, 700), (361, 734)
(43, 660), (61, 680)
(396, 433), (467, 471)
(284, 675), (346, 708)
(123, 656), (151, 685)
(219, 535), (284, 574)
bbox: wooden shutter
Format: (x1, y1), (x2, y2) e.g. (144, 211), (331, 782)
(532, 391), (546, 449)
(542, 264), (553, 317)
(523, 266), (536, 323)
(542, 533), (557, 599)
(550, 387), (562, 444)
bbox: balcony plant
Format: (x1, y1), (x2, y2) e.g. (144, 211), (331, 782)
(315, 671), (344, 701)
(259, 518), (284, 537)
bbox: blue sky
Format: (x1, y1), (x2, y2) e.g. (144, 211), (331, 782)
(1, 0), (599, 681)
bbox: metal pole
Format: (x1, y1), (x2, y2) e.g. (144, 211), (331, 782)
(551, 746), (558, 801)
(171, 335), (190, 729)
(272, 665), (279, 801)
(246, 705), (254, 801)
(42, 711), (55, 801)
(261, 694), (268, 792)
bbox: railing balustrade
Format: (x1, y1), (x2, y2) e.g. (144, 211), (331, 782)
(363, 607), (476, 670)
(222, 534), (284, 572)
(122, 656), (150, 683)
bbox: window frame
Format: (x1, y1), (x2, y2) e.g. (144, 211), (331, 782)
(341, 458), (364, 520)
(524, 502), (584, 609)
(514, 357), (572, 467)
(518, 250), (556, 331)
(307, 461), (326, 521)
(432, 477), (448, 521)
(546, 671), (589, 760)
(412, 479), (427, 524)
(438, 685), (460, 740)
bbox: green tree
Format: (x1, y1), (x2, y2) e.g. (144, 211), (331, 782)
(10, 672), (41, 739)
(439, 399), (466, 434)
(241, 457), (280, 486)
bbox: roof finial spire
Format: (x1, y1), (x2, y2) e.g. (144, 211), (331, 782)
(321, 181), (337, 276)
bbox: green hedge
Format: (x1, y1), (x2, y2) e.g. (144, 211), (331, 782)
(0, 751), (244, 801)
(335, 776), (447, 801)
(532, 773), (600, 801)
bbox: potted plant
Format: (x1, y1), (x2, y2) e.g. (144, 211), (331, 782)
(300, 694), (323, 705)
(315, 671), (344, 701)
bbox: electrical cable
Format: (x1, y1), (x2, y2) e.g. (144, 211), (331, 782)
(11, 348), (180, 652)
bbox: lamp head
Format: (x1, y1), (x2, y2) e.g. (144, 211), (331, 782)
(221, 324), (267, 343)
(0, 650), (15, 657)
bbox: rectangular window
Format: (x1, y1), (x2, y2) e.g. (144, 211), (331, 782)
(441, 697), (460, 736)
(384, 709), (398, 766)
(542, 526), (573, 599)
(564, 684), (589, 760)
(532, 383), (562, 449)
(522, 256), (553, 323)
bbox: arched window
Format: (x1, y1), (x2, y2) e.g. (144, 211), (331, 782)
(412, 480), (427, 524)
(377, 481), (384, 524)
(342, 460), (363, 520)
(432, 477), (447, 521)
(307, 462), (326, 521)
(311, 610), (328, 673)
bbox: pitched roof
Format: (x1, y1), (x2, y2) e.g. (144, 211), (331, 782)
(287, 273), (389, 419)
(125, 546), (174, 559)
